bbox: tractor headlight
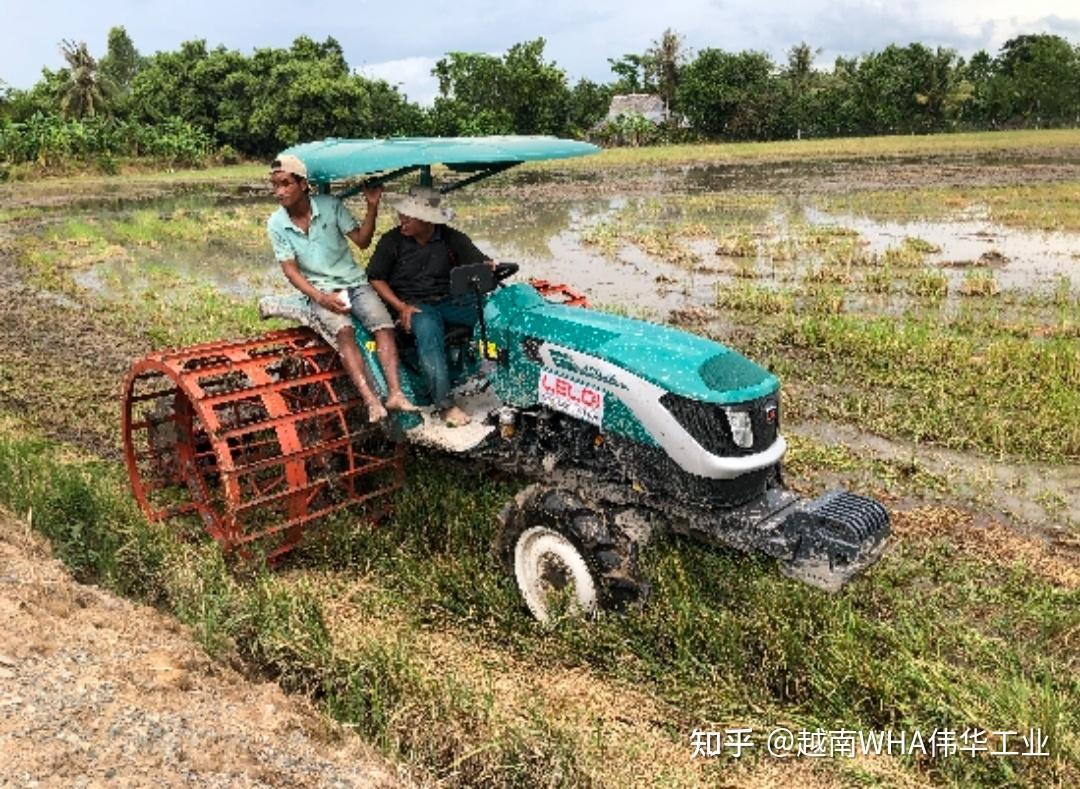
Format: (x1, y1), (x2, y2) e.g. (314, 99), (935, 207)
(724, 408), (754, 449)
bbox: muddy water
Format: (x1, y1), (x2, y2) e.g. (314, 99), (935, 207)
(29, 149), (1074, 324)
(803, 206), (1080, 290)
(72, 247), (280, 299)
(466, 197), (1080, 320)
(63, 185), (1080, 320)
(466, 198), (719, 317)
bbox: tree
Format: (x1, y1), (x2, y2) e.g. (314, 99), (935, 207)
(431, 51), (514, 134)
(568, 78), (613, 134)
(813, 57), (860, 137)
(100, 26), (141, 93)
(993, 34), (1080, 125)
(503, 39), (570, 134)
(130, 41), (237, 137)
(56, 40), (115, 118)
(782, 42), (821, 138)
(607, 54), (650, 93)
(430, 39), (571, 135)
(850, 44), (968, 134)
(643, 28), (688, 111)
(677, 49), (777, 139)
(289, 35), (349, 74)
(963, 50), (998, 126)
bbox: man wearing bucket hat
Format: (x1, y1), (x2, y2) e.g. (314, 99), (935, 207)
(367, 186), (493, 427)
(267, 154), (417, 422)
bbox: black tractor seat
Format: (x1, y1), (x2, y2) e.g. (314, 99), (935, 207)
(394, 321), (474, 349)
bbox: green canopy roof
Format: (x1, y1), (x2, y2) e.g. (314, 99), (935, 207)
(279, 136), (599, 184)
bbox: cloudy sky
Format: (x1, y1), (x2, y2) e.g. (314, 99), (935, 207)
(4, 0), (1079, 104)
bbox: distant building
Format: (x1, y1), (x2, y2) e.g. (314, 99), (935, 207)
(604, 94), (669, 125)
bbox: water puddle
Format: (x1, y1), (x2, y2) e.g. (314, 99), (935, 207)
(57, 181), (1080, 323)
(466, 197), (720, 318)
(803, 206), (1080, 290)
(793, 420), (1079, 535)
(71, 248), (280, 300)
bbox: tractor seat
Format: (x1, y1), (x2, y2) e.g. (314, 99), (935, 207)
(395, 321), (473, 349)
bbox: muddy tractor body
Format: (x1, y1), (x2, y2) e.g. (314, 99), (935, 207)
(122, 136), (889, 621)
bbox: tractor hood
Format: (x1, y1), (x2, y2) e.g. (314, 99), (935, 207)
(488, 285), (778, 405)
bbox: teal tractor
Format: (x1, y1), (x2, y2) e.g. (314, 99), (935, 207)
(166, 136), (891, 622)
(260, 137), (890, 622)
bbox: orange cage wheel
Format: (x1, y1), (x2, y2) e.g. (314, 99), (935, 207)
(121, 327), (405, 561)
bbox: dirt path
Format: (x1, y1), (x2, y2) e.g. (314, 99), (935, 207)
(0, 511), (409, 788)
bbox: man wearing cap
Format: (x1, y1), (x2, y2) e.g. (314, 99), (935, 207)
(267, 154), (417, 422)
(367, 187), (492, 427)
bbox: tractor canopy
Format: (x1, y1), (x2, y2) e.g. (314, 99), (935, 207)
(278, 135), (600, 193)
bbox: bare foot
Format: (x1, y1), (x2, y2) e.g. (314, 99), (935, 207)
(366, 401), (389, 423)
(441, 405), (471, 427)
(384, 392), (420, 412)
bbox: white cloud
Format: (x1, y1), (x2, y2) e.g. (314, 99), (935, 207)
(2, 0), (1078, 91)
(359, 56), (442, 106)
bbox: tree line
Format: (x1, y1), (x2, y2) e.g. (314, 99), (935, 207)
(1, 26), (1078, 167)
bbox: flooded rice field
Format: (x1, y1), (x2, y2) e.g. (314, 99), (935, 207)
(2, 149), (1078, 532)
(2, 138), (1078, 788)
(61, 187), (1076, 319)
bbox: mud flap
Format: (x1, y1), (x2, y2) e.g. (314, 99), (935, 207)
(780, 490), (890, 592)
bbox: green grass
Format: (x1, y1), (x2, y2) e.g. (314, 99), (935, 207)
(818, 180), (1080, 231)
(0, 427), (1074, 787)
(716, 282), (794, 314)
(525, 129), (1080, 172)
(768, 314), (1080, 463)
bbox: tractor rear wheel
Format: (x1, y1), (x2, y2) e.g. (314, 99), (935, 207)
(496, 485), (648, 623)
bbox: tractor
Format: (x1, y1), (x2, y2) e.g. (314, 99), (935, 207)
(122, 136), (889, 623)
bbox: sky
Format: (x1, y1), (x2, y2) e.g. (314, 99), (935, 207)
(3, 0), (1080, 105)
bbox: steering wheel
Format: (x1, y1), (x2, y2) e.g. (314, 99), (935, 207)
(493, 262), (519, 282)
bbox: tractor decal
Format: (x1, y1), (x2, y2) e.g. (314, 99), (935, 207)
(538, 370), (605, 426)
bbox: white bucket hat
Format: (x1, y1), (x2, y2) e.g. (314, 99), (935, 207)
(393, 186), (454, 224)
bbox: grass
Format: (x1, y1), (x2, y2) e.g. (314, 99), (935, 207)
(0, 424), (1075, 787)
(770, 314), (1080, 463)
(525, 129), (1080, 172)
(959, 270), (1001, 298)
(818, 180), (1080, 231)
(2, 129), (1079, 786)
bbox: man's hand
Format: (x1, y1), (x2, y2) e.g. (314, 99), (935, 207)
(397, 303), (420, 333)
(362, 183), (383, 208)
(315, 290), (350, 315)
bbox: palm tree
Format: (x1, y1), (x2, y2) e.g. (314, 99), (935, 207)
(57, 39), (116, 118)
(645, 29), (689, 113)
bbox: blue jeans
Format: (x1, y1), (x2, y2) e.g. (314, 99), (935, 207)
(411, 295), (478, 409)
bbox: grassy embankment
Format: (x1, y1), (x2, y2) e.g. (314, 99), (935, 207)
(0, 131), (1077, 786)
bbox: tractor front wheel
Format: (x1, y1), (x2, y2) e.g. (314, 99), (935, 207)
(496, 485), (648, 623)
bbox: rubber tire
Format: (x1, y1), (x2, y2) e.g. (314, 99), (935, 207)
(513, 526), (599, 623)
(496, 485), (648, 623)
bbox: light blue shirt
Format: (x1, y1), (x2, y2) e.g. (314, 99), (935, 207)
(267, 194), (363, 291)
